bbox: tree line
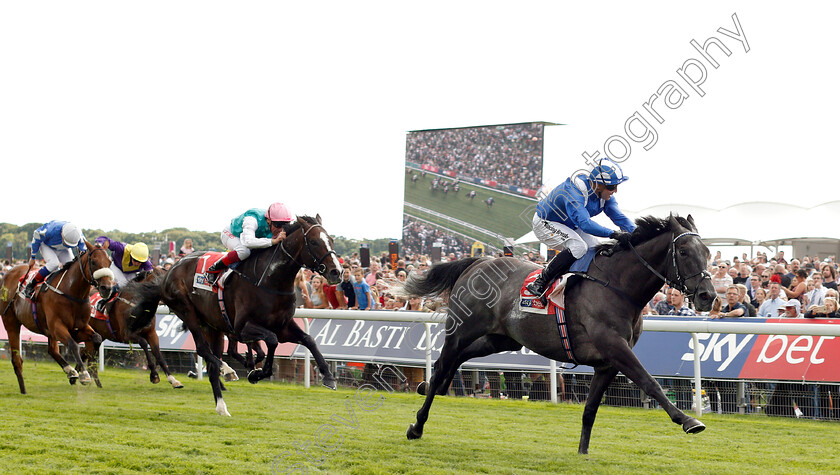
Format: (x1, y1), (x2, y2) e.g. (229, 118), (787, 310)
(0, 223), (395, 263)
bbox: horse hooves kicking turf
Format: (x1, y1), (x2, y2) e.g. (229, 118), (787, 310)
(247, 370), (261, 384)
(322, 378), (337, 390)
(683, 419), (706, 434)
(406, 424), (423, 440)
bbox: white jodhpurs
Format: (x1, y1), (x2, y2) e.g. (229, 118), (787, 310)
(39, 246), (75, 273)
(532, 214), (601, 259)
(220, 226), (252, 260)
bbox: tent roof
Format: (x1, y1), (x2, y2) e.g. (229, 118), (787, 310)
(626, 201), (840, 246)
(515, 201), (840, 247)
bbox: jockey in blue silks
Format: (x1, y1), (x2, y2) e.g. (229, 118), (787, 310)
(526, 158), (637, 301)
(23, 221), (87, 299)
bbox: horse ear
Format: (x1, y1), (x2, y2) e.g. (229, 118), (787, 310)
(315, 214), (322, 224)
(686, 214), (697, 232)
(668, 213), (683, 232)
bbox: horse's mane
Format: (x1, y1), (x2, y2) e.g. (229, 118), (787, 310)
(247, 215), (321, 260)
(282, 215), (319, 236)
(595, 215), (695, 254)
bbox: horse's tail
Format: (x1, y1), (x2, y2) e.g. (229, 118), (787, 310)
(125, 273), (165, 332)
(398, 257), (483, 299)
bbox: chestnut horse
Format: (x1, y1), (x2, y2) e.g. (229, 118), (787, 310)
(90, 268), (183, 389)
(0, 241), (115, 393)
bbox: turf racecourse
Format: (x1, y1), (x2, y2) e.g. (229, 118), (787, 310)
(1, 364), (838, 474)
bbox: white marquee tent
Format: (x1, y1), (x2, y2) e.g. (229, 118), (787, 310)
(517, 201), (840, 259)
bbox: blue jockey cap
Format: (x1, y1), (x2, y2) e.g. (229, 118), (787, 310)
(588, 157), (629, 185)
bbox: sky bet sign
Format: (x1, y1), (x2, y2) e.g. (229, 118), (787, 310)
(291, 316), (840, 382)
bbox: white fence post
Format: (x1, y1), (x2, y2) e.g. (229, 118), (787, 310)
(424, 322), (432, 383)
(692, 332), (702, 418)
(304, 318), (311, 389)
(99, 342), (105, 372)
(550, 360), (558, 403)
(196, 355), (203, 380)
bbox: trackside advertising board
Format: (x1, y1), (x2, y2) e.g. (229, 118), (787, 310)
(290, 316), (840, 382)
(4, 315), (839, 381)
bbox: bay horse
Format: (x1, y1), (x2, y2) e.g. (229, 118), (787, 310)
(0, 241), (115, 393)
(402, 215), (716, 454)
(90, 268), (183, 389)
(127, 215), (343, 416)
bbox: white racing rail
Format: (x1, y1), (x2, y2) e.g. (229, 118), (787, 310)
(137, 307), (840, 417)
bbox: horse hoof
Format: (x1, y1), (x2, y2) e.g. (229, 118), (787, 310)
(215, 399), (231, 417)
(151, 374), (161, 384)
(167, 375), (184, 389)
(68, 375), (78, 385)
(683, 419), (706, 434)
(247, 370), (261, 384)
(94, 379), (103, 389)
(417, 381), (428, 395)
(322, 378), (337, 390)
(224, 372), (239, 382)
(406, 423), (423, 440)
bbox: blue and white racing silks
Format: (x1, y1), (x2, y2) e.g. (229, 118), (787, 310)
(535, 174), (635, 238)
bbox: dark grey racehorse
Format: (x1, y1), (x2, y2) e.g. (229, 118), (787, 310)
(403, 215), (716, 454)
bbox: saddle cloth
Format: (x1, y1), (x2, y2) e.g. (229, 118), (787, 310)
(193, 252), (233, 292)
(519, 249), (597, 314)
(89, 293), (108, 321)
(17, 269), (45, 298)
(520, 270), (567, 314)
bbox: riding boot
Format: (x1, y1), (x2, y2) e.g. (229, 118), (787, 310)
(205, 251), (240, 286)
(525, 248), (577, 304)
(22, 272), (46, 299)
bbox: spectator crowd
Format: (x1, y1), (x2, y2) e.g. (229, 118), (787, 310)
(644, 250), (840, 319)
(406, 123), (544, 191)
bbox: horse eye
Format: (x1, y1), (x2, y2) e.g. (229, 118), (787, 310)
(679, 250), (687, 257)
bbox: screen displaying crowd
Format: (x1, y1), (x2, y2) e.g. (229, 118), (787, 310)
(405, 122), (544, 191)
(401, 216), (479, 257)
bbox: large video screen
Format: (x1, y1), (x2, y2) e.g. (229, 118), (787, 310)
(403, 122), (546, 259)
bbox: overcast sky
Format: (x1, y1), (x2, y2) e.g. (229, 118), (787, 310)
(1, 2), (837, 242)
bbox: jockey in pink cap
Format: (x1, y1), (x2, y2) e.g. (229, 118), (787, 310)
(204, 203), (293, 286)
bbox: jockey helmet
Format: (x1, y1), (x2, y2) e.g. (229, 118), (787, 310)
(129, 242), (150, 262)
(61, 223), (82, 247)
(588, 158), (629, 186)
(265, 203), (292, 223)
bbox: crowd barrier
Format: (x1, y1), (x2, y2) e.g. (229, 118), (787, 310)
(6, 306), (837, 418)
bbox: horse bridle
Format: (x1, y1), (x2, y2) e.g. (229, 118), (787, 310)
(628, 232), (712, 298)
(80, 247), (112, 288)
(39, 247), (113, 304)
(280, 222), (338, 275)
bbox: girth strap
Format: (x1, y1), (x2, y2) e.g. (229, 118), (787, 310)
(216, 286), (235, 334)
(553, 305), (578, 367)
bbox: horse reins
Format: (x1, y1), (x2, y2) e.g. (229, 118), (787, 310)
(280, 222), (338, 275)
(225, 222), (336, 295)
(41, 248), (112, 304)
(627, 231), (712, 298)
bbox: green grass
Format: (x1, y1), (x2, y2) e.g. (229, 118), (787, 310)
(403, 170), (536, 243)
(1, 362), (838, 474)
